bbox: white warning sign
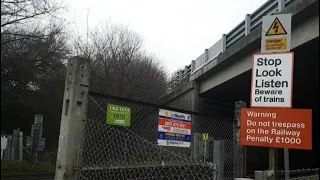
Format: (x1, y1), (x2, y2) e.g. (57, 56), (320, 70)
(250, 52), (294, 108)
(261, 14), (292, 53)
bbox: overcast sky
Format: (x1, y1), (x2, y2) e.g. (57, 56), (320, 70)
(62, 0), (267, 73)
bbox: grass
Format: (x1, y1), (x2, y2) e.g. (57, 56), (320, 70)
(1, 161), (55, 173)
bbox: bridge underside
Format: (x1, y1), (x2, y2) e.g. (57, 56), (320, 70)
(201, 37), (319, 170)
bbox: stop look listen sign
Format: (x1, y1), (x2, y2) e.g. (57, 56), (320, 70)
(250, 52), (294, 108)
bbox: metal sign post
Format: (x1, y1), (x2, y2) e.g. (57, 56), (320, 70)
(262, 14), (292, 180)
(202, 133), (208, 163)
(261, 14), (292, 180)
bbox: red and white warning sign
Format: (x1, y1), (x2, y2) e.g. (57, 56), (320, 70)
(240, 108), (312, 150)
(250, 52), (294, 108)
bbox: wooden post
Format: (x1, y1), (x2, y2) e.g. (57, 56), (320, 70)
(234, 101), (247, 178)
(54, 56), (90, 180)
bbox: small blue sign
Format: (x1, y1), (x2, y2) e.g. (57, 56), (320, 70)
(158, 132), (191, 142)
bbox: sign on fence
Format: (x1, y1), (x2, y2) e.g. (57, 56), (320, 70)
(107, 104), (131, 127)
(202, 133), (209, 141)
(157, 109), (191, 147)
(26, 137), (46, 151)
(240, 108), (312, 150)
(250, 52), (294, 108)
(261, 14), (292, 52)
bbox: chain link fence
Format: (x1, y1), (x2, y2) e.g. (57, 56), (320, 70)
(1, 134), (55, 163)
(245, 147), (319, 179)
(246, 146), (269, 177)
(75, 92), (235, 180)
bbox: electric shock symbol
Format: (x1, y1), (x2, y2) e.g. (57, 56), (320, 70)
(266, 17), (287, 36)
(273, 21), (279, 33)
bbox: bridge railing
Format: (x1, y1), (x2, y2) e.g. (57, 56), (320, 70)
(173, 0), (295, 85)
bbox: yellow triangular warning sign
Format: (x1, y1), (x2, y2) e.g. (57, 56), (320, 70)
(265, 17), (287, 36)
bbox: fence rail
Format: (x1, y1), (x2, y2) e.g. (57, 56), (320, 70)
(172, 0), (296, 87)
(277, 168), (319, 180)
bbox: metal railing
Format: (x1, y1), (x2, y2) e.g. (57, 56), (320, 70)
(172, 0), (295, 85)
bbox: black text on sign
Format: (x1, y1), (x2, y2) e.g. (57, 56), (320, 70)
(251, 52), (294, 108)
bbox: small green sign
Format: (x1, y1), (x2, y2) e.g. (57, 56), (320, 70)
(107, 104), (131, 127)
(202, 133), (209, 141)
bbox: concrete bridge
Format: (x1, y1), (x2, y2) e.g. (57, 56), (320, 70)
(159, 0), (319, 172)
(160, 0), (318, 115)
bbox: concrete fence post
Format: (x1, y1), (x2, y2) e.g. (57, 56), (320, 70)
(213, 140), (225, 180)
(191, 60), (195, 73)
(204, 49), (209, 63)
(192, 133), (202, 161)
(11, 129), (19, 160)
(184, 66), (189, 79)
(1, 135), (8, 160)
(55, 56), (90, 180)
(234, 101), (247, 178)
(222, 34), (227, 52)
(19, 131), (23, 162)
(31, 129), (40, 163)
(245, 14), (251, 35)
(5, 136), (12, 160)
(278, 0), (285, 11)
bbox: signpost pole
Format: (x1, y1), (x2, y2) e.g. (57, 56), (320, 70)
(202, 133), (208, 163)
(260, 13), (292, 180)
(203, 140), (206, 163)
(284, 148), (290, 180)
(269, 148), (277, 180)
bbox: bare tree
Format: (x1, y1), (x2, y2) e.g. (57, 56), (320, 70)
(74, 21), (168, 102)
(1, 0), (64, 40)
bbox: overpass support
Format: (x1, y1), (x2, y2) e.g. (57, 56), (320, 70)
(158, 81), (200, 113)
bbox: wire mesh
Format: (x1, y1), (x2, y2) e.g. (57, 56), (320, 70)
(75, 92), (235, 180)
(246, 146), (269, 177)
